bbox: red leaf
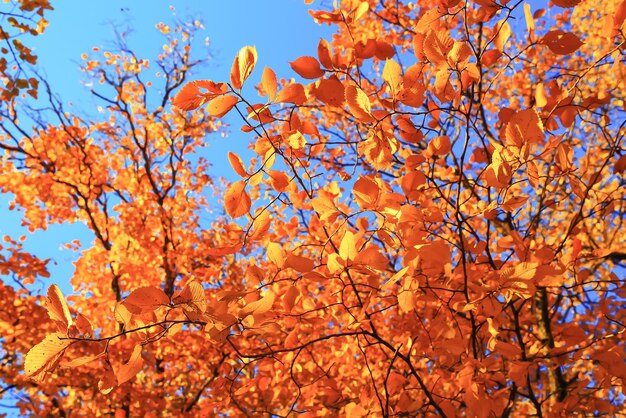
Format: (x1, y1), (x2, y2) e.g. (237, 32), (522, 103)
(542, 30), (583, 55)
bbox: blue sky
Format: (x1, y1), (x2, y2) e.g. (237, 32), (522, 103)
(0, 1), (332, 295)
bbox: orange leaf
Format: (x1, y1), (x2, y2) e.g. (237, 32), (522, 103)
(231, 45), (258, 90)
(427, 135), (451, 156)
(98, 368), (117, 395)
(75, 313), (93, 336)
(352, 175), (380, 209)
(423, 30), (452, 68)
(224, 180), (251, 218)
(116, 344), (143, 386)
(375, 41), (395, 60)
(314, 75), (345, 107)
(276, 83), (307, 104)
(505, 108), (544, 145)
(312, 196), (340, 223)
(345, 85), (375, 122)
(317, 38), (333, 68)
(46, 284), (72, 330)
(63, 353), (103, 369)
(541, 30), (583, 55)
(401, 171), (426, 201)
(172, 81), (206, 111)
(228, 152), (248, 177)
(262, 66), (278, 101)
(123, 286), (169, 314)
(207, 94), (238, 118)
(25, 333), (70, 381)
(172, 80), (226, 111)
(289, 56), (325, 79)
(250, 209), (271, 240)
(282, 286), (300, 312)
(242, 292), (275, 315)
(284, 253), (315, 273)
(268, 170), (290, 192)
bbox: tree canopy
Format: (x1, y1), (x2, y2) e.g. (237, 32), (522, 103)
(1, 0), (626, 416)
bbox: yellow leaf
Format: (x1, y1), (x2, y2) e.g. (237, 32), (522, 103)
(231, 45), (257, 90)
(382, 58), (402, 95)
(493, 19), (511, 51)
(339, 231), (357, 261)
(345, 85), (375, 122)
(46, 284), (72, 330)
(267, 242), (285, 268)
(524, 3), (535, 34)
(25, 333), (70, 381)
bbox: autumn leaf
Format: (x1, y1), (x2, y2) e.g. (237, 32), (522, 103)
(268, 170), (290, 192)
(262, 66), (278, 101)
(317, 38), (334, 68)
(207, 94), (238, 118)
(231, 45), (258, 89)
(289, 56), (325, 79)
(284, 253), (315, 273)
(45, 284), (72, 330)
(172, 80), (226, 111)
(228, 151), (248, 177)
(123, 286), (170, 314)
(224, 180), (251, 218)
(345, 85), (375, 122)
(242, 292), (275, 316)
(276, 83), (307, 104)
(541, 30), (583, 55)
(382, 58), (402, 95)
(339, 231), (357, 261)
(314, 75), (345, 106)
(25, 333), (70, 382)
(116, 344), (144, 385)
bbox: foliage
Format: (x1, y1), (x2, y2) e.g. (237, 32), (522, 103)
(1, 0), (626, 416)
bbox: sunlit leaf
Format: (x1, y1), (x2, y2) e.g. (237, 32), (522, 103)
(224, 180), (251, 218)
(289, 56), (325, 79)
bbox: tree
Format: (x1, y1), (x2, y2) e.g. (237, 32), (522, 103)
(1, 0), (626, 416)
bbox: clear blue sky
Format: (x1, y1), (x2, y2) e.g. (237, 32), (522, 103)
(0, 1), (331, 295)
